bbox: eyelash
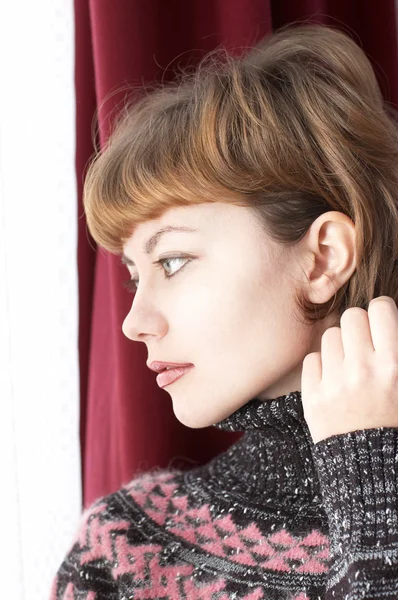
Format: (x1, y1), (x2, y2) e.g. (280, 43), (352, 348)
(122, 256), (191, 294)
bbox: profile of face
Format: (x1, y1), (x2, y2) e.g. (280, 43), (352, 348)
(122, 202), (354, 428)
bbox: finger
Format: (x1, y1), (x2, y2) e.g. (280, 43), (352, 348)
(340, 307), (374, 359)
(367, 296), (398, 356)
(320, 326), (345, 384)
(301, 351), (322, 397)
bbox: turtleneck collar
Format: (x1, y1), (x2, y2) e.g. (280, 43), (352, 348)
(187, 391), (323, 507)
(212, 390), (308, 433)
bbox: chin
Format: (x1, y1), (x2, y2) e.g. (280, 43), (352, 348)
(172, 404), (215, 429)
(175, 413), (211, 429)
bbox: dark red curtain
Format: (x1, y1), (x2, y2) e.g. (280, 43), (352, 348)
(75, 0), (398, 509)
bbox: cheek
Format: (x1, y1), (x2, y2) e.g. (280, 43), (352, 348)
(172, 283), (227, 337)
(184, 283), (258, 354)
(169, 259), (285, 349)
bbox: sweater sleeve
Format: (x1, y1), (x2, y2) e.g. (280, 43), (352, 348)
(311, 427), (398, 600)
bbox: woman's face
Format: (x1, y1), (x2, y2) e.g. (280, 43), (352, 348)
(121, 202), (338, 428)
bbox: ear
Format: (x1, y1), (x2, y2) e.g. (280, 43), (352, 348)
(299, 211), (357, 305)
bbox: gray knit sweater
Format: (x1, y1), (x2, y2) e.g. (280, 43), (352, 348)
(50, 391), (398, 599)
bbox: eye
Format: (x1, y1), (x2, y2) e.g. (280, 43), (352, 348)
(122, 256), (191, 295)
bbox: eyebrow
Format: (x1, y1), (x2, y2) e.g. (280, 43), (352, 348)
(121, 225), (198, 266)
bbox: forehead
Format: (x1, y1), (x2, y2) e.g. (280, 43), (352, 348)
(122, 203), (217, 248)
(121, 205), (206, 266)
(121, 202), (261, 265)
(128, 202), (254, 239)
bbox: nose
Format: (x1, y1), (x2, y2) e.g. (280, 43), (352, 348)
(121, 302), (167, 342)
(122, 314), (132, 339)
(122, 309), (148, 342)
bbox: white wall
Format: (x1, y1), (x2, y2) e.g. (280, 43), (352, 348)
(0, 2), (82, 598)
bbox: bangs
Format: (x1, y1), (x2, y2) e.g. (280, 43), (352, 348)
(82, 60), (255, 254)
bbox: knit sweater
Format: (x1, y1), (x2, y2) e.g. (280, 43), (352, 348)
(49, 391), (398, 599)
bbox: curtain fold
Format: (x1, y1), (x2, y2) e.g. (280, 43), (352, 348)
(76, 0), (398, 509)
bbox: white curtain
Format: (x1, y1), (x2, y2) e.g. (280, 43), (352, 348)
(0, 2), (82, 599)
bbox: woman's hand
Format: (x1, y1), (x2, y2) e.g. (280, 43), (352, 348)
(301, 296), (398, 444)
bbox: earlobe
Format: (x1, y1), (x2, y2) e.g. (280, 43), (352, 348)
(300, 212), (357, 306)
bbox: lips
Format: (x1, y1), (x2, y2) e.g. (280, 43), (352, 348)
(156, 365), (193, 388)
(148, 361), (194, 373)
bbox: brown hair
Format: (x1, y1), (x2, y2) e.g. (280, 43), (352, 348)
(83, 22), (398, 325)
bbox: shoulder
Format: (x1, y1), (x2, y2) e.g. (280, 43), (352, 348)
(50, 468), (183, 599)
(79, 467), (184, 538)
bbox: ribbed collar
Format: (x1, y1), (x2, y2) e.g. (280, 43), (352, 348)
(192, 391), (323, 505)
(213, 390), (308, 433)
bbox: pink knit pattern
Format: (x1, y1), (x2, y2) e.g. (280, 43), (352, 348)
(124, 472), (330, 574)
(49, 471), (327, 599)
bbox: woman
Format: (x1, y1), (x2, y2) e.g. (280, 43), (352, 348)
(50, 23), (398, 599)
